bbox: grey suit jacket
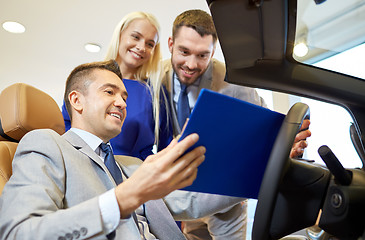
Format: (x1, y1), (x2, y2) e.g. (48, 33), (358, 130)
(0, 129), (242, 240)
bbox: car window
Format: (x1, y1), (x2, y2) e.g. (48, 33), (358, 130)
(247, 1), (365, 239)
(256, 91), (363, 169)
(289, 0), (365, 168)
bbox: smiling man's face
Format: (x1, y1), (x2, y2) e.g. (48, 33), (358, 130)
(168, 26), (215, 86)
(75, 69), (128, 142)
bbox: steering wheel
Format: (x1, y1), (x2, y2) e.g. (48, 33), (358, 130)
(252, 102), (310, 240)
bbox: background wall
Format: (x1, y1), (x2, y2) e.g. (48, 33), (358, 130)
(0, 0), (225, 108)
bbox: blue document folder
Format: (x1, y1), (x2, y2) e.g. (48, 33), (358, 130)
(179, 89), (285, 199)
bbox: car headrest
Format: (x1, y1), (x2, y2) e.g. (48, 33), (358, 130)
(0, 83), (65, 142)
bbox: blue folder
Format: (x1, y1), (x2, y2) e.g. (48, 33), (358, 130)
(179, 89), (285, 199)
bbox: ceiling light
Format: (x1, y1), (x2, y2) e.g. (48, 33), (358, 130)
(2, 21), (25, 33)
(84, 43), (101, 53)
(294, 42), (309, 57)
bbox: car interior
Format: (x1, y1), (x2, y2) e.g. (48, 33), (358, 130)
(208, 0), (365, 239)
(0, 83), (65, 194)
(1, 0), (365, 239)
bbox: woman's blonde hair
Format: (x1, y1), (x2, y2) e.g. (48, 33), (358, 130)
(105, 11), (169, 148)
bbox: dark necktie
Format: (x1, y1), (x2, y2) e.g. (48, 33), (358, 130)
(100, 143), (123, 185)
(177, 83), (190, 129)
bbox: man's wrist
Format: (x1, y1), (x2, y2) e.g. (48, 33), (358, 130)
(115, 180), (143, 219)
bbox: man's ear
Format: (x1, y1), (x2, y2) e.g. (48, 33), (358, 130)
(168, 36), (173, 54)
(69, 90), (84, 113)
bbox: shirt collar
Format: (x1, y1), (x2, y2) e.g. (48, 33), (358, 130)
(70, 128), (104, 152)
(173, 72), (201, 89)
(173, 73), (201, 99)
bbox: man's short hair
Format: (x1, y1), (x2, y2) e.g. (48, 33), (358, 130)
(63, 60), (123, 120)
(172, 9), (218, 44)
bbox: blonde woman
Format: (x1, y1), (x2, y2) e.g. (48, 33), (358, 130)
(62, 12), (171, 159)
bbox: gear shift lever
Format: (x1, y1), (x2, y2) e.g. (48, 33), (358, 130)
(318, 145), (352, 186)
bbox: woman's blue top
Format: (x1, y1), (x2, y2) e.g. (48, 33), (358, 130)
(62, 79), (173, 160)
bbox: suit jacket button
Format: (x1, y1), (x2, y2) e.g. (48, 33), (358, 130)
(65, 233), (73, 240)
(80, 227), (88, 236)
(73, 230), (80, 239)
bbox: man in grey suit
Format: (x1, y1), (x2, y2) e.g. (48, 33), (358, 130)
(161, 9), (311, 240)
(0, 60), (243, 240)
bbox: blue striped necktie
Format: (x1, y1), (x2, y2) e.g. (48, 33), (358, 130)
(177, 83), (190, 129)
(100, 143), (123, 185)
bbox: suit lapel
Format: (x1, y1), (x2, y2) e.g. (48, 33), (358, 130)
(163, 62), (182, 136)
(145, 200), (186, 240)
(197, 60), (214, 98)
(62, 131), (117, 186)
(114, 156), (185, 239)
